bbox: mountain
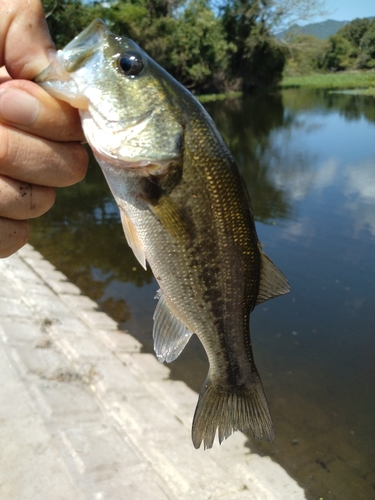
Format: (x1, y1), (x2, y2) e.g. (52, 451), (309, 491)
(276, 19), (349, 40)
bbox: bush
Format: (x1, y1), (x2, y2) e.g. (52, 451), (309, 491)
(321, 34), (357, 71)
(283, 34), (329, 76)
(221, 0), (287, 90)
(338, 18), (372, 47)
(358, 24), (375, 69)
(43, 0), (287, 93)
(163, 0), (232, 92)
(320, 18), (375, 71)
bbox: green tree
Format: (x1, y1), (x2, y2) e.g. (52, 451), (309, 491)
(320, 17), (375, 71)
(42, 0), (100, 48)
(98, 0), (231, 92)
(165, 0), (231, 91)
(283, 34), (328, 76)
(358, 23), (375, 69)
(218, 0), (326, 34)
(221, 0), (287, 90)
(42, 0), (293, 92)
(97, 0), (149, 41)
(321, 34), (356, 71)
(42, 0), (288, 92)
(338, 17), (371, 47)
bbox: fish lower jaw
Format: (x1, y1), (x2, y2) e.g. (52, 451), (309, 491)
(91, 146), (178, 176)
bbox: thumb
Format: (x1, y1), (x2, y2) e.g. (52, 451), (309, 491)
(0, 0), (55, 80)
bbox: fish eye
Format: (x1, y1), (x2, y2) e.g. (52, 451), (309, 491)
(118, 51), (144, 77)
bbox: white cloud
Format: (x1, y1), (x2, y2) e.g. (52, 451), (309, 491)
(313, 158), (338, 190)
(344, 159), (375, 236)
(345, 160), (375, 201)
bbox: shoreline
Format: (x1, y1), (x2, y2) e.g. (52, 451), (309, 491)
(0, 244), (306, 500)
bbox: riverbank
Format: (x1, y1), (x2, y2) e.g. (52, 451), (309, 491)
(196, 71), (375, 102)
(280, 70), (375, 93)
(0, 244), (306, 500)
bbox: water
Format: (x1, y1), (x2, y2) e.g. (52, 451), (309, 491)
(29, 88), (375, 499)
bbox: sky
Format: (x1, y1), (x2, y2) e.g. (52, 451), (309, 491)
(308, 0), (374, 24)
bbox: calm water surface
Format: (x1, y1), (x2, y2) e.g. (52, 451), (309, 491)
(30, 89), (375, 500)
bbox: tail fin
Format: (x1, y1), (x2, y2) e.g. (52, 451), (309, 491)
(192, 375), (274, 449)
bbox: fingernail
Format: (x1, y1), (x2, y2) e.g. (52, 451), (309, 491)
(0, 88), (39, 126)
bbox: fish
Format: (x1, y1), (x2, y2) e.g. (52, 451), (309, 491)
(35, 19), (290, 449)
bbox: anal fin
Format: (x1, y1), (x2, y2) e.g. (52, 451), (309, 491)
(256, 245), (290, 305)
(119, 208), (147, 270)
(153, 290), (193, 363)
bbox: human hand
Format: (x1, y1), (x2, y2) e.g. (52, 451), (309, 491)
(0, 0), (88, 258)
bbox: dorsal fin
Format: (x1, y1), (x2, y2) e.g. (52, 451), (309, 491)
(153, 290), (193, 363)
(119, 208), (147, 270)
(256, 245), (290, 305)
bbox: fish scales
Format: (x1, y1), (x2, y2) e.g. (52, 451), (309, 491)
(35, 19), (290, 449)
(141, 100), (259, 373)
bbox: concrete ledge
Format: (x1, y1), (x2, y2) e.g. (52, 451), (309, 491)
(0, 244), (306, 500)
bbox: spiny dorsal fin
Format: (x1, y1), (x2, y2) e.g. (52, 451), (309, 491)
(119, 208), (147, 270)
(256, 245), (290, 305)
(153, 290), (193, 363)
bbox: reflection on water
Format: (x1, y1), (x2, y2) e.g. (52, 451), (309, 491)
(29, 89), (375, 500)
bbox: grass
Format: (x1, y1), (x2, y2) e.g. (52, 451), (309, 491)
(196, 72), (375, 102)
(197, 90), (242, 103)
(281, 71), (375, 95)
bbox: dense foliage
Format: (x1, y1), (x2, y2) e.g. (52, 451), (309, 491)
(284, 17), (375, 75)
(328, 18), (375, 70)
(41, 2), (373, 89)
(282, 33), (328, 76)
(42, 0), (287, 93)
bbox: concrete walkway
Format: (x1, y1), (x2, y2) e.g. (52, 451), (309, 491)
(0, 244), (306, 500)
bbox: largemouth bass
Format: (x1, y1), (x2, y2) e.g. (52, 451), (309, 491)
(35, 19), (290, 449)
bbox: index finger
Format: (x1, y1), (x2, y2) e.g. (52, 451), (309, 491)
(0, 0), (54, 80)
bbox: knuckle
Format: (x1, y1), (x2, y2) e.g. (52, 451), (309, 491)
(22, 184), (56, 218)
(0, 127), (11, 164)
(0, 126), (25, 173)
(0, 177), (56, 220)
(31, 186), (56, 217)
(67, 143), (89, 184)
(56, 105), (84, 141)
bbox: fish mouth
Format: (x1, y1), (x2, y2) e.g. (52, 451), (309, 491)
(34, 19), (111, 107)
(36, 19), (109, 79)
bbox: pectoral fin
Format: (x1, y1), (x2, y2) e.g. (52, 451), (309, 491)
(142, 191), (193, 240)
(119, 208), (147, 270)
(256, 246), (290, 305)
(153, 290), (193, 363)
